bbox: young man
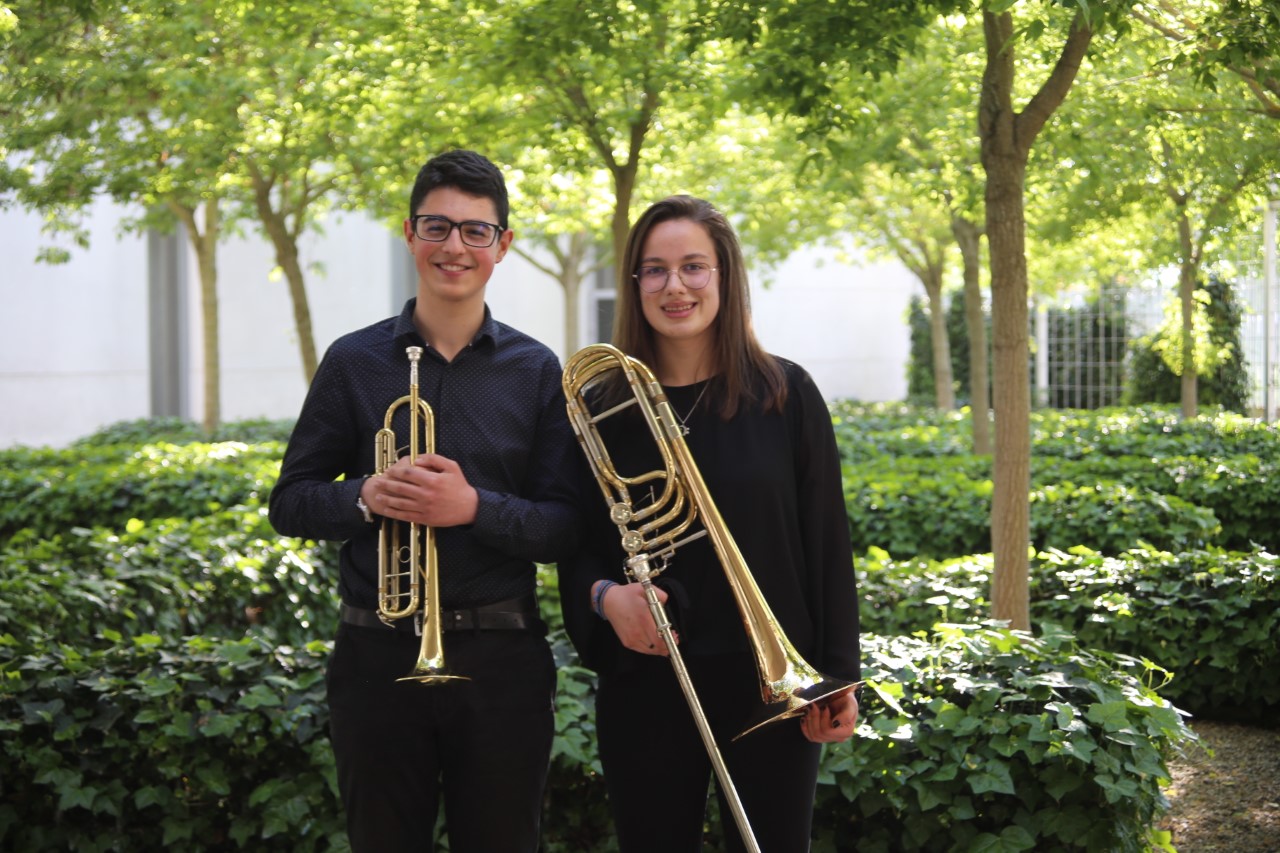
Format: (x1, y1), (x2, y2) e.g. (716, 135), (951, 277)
(268, 150), (579, 853)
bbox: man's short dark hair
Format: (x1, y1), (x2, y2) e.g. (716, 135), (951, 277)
(408, 150), (510, 229)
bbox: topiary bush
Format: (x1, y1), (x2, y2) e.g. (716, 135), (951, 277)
(814, 624), (1193, 853)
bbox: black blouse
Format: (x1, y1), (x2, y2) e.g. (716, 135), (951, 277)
(560, 357), (861, 683)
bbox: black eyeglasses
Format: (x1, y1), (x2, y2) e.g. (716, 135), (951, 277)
(409, 215), (503, 248)
(633, 263), (718, 293)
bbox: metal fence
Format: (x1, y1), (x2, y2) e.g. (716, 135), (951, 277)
(1032, 250), (1279, 421)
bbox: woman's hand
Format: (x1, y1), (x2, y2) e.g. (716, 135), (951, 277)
(597, 582), (678, 656)
(800, 687), (859, 743)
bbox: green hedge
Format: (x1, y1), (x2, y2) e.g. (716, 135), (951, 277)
(1034, 547), (1280, 724)
(0, 635), (343, 852)
(0, 510), (338, 651)
(68, 417), (296, 447)
(830, 404), (1280, 462)
(843, 466), (1221, 559)
(0, 442), (283, 542)
(815, 625), (1190, 852)
(855, 547), (1280, 723)
(1, 622), (1192, 853)
(833, 404), (1280, 558)
(1, 412), (1261, 850)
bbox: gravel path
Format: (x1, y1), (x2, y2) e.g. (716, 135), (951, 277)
(1159, 721), (1280, 852)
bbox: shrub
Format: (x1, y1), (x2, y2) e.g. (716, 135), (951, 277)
(0, 510), (339, 652)
(1123, 275), (1250, 413)
(856, 550), (994, 638)
(842, 464), (993, 558)
(0, 635), (344, 852)
(814, 624), (1193, 852)
(68, 417), (296, 448)
(854, 547), (1280, 723)
(1034, 547), (1280, 724)
(0, 442), (283, 542)
(843, 464), (1222, 559)
(1029, 483), (1220, 555)
(1030, 408), (1280, 460)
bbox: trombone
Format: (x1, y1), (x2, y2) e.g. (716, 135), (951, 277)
(563, 344), (858, 853)
(376, 345), (467, 684)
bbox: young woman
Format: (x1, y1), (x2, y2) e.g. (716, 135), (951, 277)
(560, 195), (862, 852)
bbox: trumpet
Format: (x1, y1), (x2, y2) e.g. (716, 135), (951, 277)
(376, 345), (467, 684)
(563, 344), (859, 853)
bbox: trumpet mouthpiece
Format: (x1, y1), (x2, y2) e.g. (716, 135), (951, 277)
(406, 346), (424, 362)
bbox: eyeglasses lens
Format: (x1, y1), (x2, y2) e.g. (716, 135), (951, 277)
(635, 264), (713, 292)
(414, 216), (498, 248)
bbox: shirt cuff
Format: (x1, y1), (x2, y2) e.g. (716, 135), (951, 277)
(469, 486), (497, 532)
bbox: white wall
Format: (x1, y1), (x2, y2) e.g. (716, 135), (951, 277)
(1, 199), (150, 448)
(750, 249), (914, 403)
(1, 201), (915, 448)
(204, 213), (398, 422)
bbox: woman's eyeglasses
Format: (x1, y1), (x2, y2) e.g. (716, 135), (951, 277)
(633, 263), (718, 293)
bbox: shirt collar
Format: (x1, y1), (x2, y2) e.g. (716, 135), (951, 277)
(394, 298), (500, 353)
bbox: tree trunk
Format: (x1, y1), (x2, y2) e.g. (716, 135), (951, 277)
(923, 267), (956, 411)
(512, 230), (603, 359)
(562, 232), (590, 355)
(953, 215), (991, 454)
(611, 164), (637, 295)
(171, 198), (221, 435)
(1176, 207), (1199, 419)
(249, 166), (319, 382)
(983, 156), (1033, 632)
(978, 9), (1092, 631)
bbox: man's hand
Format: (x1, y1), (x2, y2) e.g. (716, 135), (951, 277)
(362, 454), (478, 527)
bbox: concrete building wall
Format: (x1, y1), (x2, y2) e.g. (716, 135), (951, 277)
(1, 201), (915, 448)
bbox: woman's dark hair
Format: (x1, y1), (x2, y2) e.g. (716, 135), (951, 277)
(614, 195), (786, 418)
(408, 149), (509, 229)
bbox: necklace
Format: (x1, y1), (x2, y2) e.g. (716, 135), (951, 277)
(673, 382), (710, 436)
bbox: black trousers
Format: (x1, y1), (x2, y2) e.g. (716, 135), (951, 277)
(596, 651), (823, 853)
(326, 621), (556, 853)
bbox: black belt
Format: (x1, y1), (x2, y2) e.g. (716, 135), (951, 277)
(339, 594), (541, 633)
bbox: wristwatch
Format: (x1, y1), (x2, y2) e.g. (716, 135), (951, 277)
(356, 495), (374, 524)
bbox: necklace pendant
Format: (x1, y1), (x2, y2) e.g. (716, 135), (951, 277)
(678, 424), (690, 437)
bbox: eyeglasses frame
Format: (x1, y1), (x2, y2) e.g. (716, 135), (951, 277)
(409, 214), (504, 248)
(632, 263), (719, 293)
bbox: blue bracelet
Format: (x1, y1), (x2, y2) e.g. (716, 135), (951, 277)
(593, 580), (617, 621)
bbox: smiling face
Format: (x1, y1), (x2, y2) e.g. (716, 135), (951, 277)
(637, 218), (721, 356)
(403, 186), (512, 310)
